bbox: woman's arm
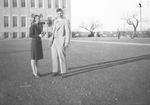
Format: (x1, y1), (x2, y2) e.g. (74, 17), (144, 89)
(29, 24), (40, 38)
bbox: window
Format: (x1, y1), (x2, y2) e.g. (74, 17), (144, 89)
(48, 32), (52, 37)
(47, 17), (52, 27)
(21, 0), (26, 7)
(31, 0), (35, 8)
(21, 16), (26, 27)
(55, 0), (59, 8)
(4, 0), (9, 7)
(47, 0), (51, 8)
(13, 32), (17, 38)
(12, 0), (17, 7)
(13, 16), (18, 27)
(21, 32), (26, 38)
(4, 16), (9, 27)
(62, 0), (66, 8)
(39, 0), (43, 8)
(4, 32), (9, 38)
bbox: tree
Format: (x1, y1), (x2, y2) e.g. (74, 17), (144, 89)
(80, 20), (102, 37)
(123, 14), (139, 39)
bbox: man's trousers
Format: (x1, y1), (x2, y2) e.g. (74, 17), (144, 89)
(51, 41), (67, 74)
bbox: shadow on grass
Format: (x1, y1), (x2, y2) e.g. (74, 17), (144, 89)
(62, 54), (150, 78)
(39, 72), (52, 78)
(0, 49), (50, 54)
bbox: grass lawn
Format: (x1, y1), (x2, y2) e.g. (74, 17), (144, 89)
(0, 38), (150, 105)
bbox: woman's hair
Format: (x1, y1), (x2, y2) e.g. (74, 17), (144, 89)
(31, 14), (43, 24)
(32, 15), (40, 24)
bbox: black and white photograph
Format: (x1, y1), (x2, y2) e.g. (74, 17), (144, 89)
(0, 0), (150, 105)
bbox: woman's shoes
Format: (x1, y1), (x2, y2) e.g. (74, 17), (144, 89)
(32, 73), (40, 78)
(32, 71), (66, 78)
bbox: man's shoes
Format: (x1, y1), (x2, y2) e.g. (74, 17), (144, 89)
(59, 73), (66, 78)
(51, 72), (66, 77)
(51, 72), (59, 76)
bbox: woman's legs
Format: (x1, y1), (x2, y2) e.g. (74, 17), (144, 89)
(35, 60), (38, 74)
(31, 59), (36, 74)
(31, 59), (39, 78)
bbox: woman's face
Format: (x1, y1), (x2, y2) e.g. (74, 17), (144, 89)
(35, 16), (40, 23)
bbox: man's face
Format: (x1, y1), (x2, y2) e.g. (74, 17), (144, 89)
(57, 11), (63, 18)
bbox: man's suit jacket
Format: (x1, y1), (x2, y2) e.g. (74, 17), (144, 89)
(49, 18), (71, 46)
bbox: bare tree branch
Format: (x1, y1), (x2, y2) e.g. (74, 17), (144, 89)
(122, 14), (139, 39)
(80, 20), (102, 34)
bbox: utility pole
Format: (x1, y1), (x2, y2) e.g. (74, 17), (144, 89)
(139, 3), (142, 36)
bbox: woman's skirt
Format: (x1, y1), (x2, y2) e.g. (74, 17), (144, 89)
(30, 38), (43, 60)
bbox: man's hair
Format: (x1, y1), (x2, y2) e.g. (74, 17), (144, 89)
(56, 8), (63, 12)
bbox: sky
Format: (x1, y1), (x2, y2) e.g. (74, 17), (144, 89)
(71, 0), (150, 31)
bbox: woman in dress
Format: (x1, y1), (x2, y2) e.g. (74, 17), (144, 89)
(29, 14), (45, 78)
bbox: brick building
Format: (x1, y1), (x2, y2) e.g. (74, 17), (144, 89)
(0, 0), (71, 38)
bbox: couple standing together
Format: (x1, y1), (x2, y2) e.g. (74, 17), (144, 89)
(29, 8), (71, 78)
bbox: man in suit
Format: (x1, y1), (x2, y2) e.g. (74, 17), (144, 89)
(49, 8), (71, 76)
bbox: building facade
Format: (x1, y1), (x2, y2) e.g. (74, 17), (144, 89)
(0, 0), (71, 38)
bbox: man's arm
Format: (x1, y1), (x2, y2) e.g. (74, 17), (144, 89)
(49, 20), (56, 46)
(64, 19), (71, 47)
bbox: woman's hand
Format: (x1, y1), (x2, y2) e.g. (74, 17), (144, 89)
(39, 32), (46, 37)
(39, 34), (43, 37)
(41, 32), (46, 36)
